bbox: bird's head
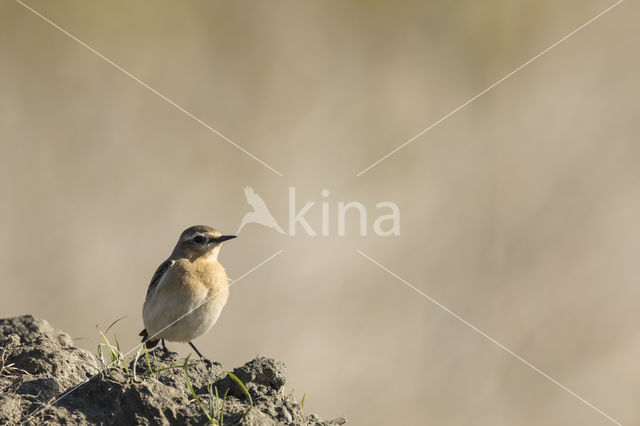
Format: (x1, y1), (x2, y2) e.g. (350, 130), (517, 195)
(172, 225), (236, 261)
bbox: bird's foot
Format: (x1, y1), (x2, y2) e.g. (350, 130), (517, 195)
(188, 341), (205, 359)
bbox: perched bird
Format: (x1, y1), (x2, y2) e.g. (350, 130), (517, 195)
(237, 186), (284, 234)
(139, 225), (236, 358)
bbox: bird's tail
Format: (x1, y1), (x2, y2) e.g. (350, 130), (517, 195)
(138, 329), (159, 349)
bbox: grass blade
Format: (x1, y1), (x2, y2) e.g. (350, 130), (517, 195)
(226, 372), (252, 406)
(132, 346), (143, 381)
(143, 345), (154, 377)
(104, 316), (127, 334)
(226, 371), (252, 422)
(183, 355), (213, 423)
(113, 335), (129, 374)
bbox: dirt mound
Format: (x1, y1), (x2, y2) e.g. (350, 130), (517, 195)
(0, 315), (345, 425)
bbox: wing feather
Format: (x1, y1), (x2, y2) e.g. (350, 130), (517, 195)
(145, 259), (175, 299)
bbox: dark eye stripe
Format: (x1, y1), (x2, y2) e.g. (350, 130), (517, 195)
(193, 235), (205, 244)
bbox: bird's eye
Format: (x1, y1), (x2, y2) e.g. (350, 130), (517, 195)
(193, 235), (205, 244)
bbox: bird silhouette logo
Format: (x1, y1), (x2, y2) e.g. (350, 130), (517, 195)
(237, 186), (285, 234)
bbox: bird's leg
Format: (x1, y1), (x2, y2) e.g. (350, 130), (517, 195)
(161, 338), (167, 351)
(188, 342), (205, 359)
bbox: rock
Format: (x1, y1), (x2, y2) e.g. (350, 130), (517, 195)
(0, 315), (342, 425)
(213, 356), (286, 399)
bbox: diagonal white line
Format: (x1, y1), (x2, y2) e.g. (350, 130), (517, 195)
(15, 0), (283, 177)
(356, 249), (622, 425)
(356, 0), (624, 177)
(20, 249), (283, 425)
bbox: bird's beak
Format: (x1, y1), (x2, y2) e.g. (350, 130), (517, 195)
(216, 235), (237, 243)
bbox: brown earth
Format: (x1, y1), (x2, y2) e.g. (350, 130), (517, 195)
(0, 315), (346, 425)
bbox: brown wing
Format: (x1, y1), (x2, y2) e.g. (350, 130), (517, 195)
(145, 259), (175, 299)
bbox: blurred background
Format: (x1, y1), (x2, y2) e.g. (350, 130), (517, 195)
(1, 0), (638, 424)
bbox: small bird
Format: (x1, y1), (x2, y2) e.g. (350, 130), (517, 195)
(139, 225), (236, 358)
(237, 186), (285, 234)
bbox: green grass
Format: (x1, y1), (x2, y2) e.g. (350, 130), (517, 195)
(96, 318), (193, 379)
(97, 329), (130, 375)
(96, 318), (254, 424)
(183, 355), (225, 425)
(96, 317), (131, 376)
(182, 355), (253, 425)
